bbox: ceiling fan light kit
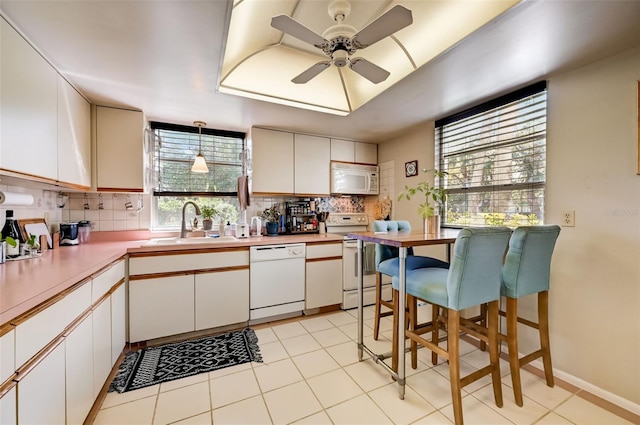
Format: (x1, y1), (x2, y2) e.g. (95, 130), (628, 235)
(271, 0), (413, 84)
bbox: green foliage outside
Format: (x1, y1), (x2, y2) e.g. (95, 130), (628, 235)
(155, 196), (239, 229)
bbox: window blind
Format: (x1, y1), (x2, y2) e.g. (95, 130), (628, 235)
(436, 81), (547, 227)
(150, 122), (245, 196)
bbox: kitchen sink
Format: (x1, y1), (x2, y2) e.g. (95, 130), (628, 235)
(142, 235), (238, 246)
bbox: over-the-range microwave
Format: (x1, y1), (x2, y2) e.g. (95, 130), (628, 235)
(330, 162), (379, 195)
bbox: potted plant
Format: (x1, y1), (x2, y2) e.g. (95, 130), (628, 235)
(397, 168), (448, 235)
(25, 233), (41, 257)
(201, 204), (217, 231)
(261, 204), (281, 236)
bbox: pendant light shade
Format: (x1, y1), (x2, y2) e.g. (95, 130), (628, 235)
(191, 121), (209, 173)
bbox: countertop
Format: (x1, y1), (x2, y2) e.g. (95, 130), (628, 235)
(0, 233), (344, 327)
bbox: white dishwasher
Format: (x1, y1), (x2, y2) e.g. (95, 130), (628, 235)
(250, 243), (306, 320)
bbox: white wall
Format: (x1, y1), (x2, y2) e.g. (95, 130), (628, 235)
(379, 47), (640, 408)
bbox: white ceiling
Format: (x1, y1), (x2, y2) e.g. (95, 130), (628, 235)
(0, 0), (638, 143)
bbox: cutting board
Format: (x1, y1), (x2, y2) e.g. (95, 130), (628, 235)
(22, 221), (53, 249)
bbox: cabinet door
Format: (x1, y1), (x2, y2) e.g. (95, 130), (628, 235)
(355, 142), (377, 165)
(93, 296), (112, 397)
(251, 127), (294, 194)
(0, 382), (17, 425)
(96, 106), (144, 192)
(306, 259), (343, 309)
(0, 18), (58, 180)
(0, 328), (15, 384)
(330, 139), (354, 162)
(111, 284), (126, 365)
(17, 340), (66, 425)
(129, 275), (195, 342)
(57, 76), (91, 188)
(294, 134), (330, 196)
(195, 269), (249, 330)
(65, 313), (94, 425)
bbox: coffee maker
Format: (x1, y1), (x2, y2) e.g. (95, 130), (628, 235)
(60, 223), (79, 246)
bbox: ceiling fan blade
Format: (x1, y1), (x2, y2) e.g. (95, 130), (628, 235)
(292, 61), (332, 84)
(352, 5), (413, 49)
(348, 58), (390, 84)
(271, 15), (328, 47)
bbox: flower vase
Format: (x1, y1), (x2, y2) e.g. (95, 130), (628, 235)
(424, 215), (441, 236)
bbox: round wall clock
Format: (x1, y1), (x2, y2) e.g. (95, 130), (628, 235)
(405, 160), (418, 177)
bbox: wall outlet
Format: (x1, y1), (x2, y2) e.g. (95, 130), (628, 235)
(562, 210), (575, 227)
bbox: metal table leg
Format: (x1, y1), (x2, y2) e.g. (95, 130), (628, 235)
(397, 247), (406, 399)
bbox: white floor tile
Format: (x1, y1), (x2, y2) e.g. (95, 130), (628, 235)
(170, 411), (212, 424)
(253, 327), (278, 344)
(292, 349), (341, 378)
(368, 383), (437, 425)
(101, 385), (159, 409)
(325, 340), (361, 367)
(344, 358), (395, 392)
(534, 411), (575, 424)
(338, 321), (374, 340)
(472, 382), (548, 424)
(307, 368), (363, 408)
(406, 369), (456, 409)
(263, 381), (323, 424)
(440, 395), (513, 425)
(94, 396), (157, 425)
(299, 316), (336, 333)
(325, 311), (358, 327)
(160, 373), (209, 393)
(208, 362), (252, 380)
(411, 410), (454, 424)
(254, 358), (303, 392)
(510, 368), (574, 410)
(326, 393), (393, 424)
(153, 381), (211, 424)
(272, 322), (308, 340)
(256, 340), (289, 364)
(553, 395), (634, 424)
(211, 395), (272, 425)
(311, 327), (351, 347)
(281, 333), (322, 356)
(291, 410), (333, 424)
(210, 369), (261, 409)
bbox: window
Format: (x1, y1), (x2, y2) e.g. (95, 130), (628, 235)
(150, 122), (245, 229)
(436, 81), (547, 227)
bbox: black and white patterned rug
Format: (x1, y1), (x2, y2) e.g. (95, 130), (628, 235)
(109, 328), (262, 393)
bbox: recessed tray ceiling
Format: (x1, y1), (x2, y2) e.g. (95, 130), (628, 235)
(219, 0), (520, 116)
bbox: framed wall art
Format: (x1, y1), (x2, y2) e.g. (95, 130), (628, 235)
(405, 160), (418, 177)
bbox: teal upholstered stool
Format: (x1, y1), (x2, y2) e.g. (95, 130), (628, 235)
(371, 220), (448, 341)
(393, 227), (512, 425)
(500, 225), (560, 407)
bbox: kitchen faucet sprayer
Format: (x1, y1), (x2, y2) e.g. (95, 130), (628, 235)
(181, 201), (202, 238)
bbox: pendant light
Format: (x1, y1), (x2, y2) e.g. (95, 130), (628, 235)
(191, 121), (209, 173)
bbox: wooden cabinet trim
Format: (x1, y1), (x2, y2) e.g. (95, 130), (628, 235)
(128, 246), (249, 258)
(0, 377), (17, 398)
(0, 324), (15, 338)
(13, 337), (64, 381)
(306, 256), (343, 263)
(129, 265), (249, 281)
(62, 308), (93, 337)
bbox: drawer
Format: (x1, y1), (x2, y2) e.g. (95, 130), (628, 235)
(129, 250), (249, 276)
(92, 259), (125, 303)
(306, 243), (342, 259)
(0, 327), (15, 384)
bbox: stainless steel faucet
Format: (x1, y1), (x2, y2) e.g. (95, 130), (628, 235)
(180, 201), (202, 238)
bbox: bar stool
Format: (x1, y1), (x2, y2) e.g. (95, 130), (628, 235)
(372, 220), (449, 340)
(394, 227), (512, 425)
(500, 225), (560, 406)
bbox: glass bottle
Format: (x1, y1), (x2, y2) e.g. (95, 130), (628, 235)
(2, 210), (22, 258)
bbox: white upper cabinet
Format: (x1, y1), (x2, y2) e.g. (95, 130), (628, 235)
(57, 76), (91, 189)
(0, 18), (58, 181)
(251, 127), (294, 194)
(294, 134), (330, 196)
(330, 139), (377, 165)
(95, 106), (144, 192)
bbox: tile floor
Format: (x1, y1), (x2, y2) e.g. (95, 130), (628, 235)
(94, 306), (635, 425)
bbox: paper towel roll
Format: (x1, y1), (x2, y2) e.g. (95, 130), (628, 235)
(0, 191), (34, 206)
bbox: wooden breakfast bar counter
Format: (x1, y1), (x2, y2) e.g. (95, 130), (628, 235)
(347, 228), (460, 398)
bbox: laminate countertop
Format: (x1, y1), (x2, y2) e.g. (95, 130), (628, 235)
(0, 233), (344, 327)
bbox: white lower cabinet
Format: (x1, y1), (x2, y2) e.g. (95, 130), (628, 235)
(111, 283), (127, 364)
(0, 328), (15, 384)
(65, 313), (94, 425)
(195, 269), (249, 330)
(306, 243), (343, 310)
(93, 296), (112, 397)
(0, 382), (17, 425)
(17, 340), (66, 425)
(129, 275), (195, 342)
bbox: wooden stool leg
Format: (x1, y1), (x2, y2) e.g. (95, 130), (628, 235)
(409, 295), (418, 369)
(479, 303), (488, 351)
(447, 309), (463, 425)
(506, 296), (523, 407)
(488, 300), (503, 408)
(431, 305), (439, 365)
(373, 272), (383, 340)
(538, 291), (554, 387)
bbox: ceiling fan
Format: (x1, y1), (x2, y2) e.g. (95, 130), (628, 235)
(271, 0), (412, 84)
